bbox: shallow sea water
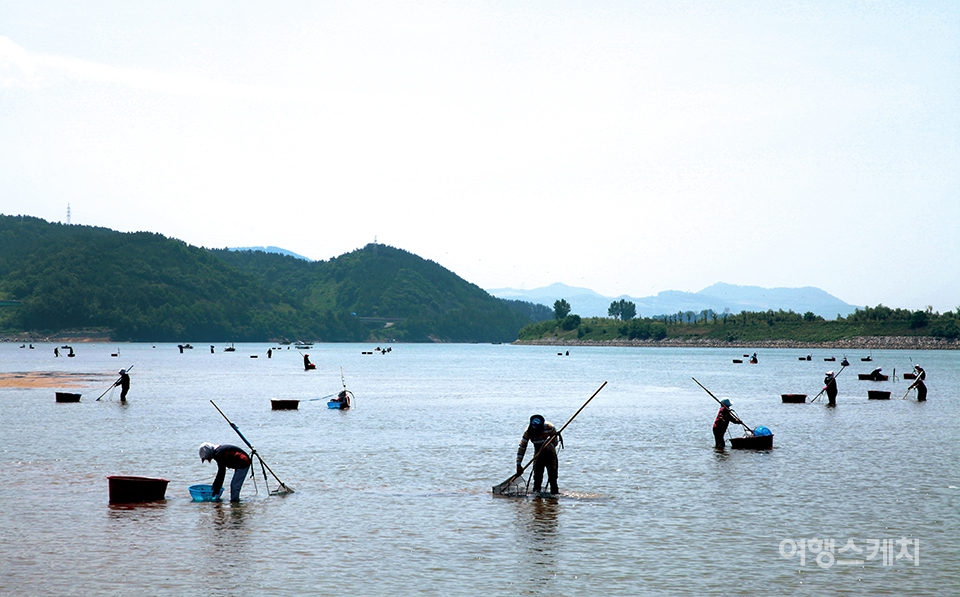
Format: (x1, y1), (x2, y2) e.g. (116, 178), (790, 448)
(1, 342), (958, 596)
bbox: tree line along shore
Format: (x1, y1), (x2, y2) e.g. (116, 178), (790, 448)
(516, 302), (960, 349)
(515, 336), (959, 350)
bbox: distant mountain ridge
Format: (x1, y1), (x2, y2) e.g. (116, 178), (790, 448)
(229, 246), (311, 261)
(488, 282), (858, 320)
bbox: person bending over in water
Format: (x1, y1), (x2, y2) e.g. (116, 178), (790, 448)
(516, 414), (561, 495)
(199, 443), (251, 502)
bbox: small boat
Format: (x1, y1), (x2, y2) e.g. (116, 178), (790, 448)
(781, 394), (807, 403)
(295, 342), (313, 349)
(224, 344), (236, 352)
(903, 372), (916, 380)
(107, 475), (169, 504)
(861, 356), (872, 362)
(858, 373), (889, 381)
(55, 391), (81, 403)
(732, 359), (743, 364)
(867, 390), (891, 400)
(730, 430), (774, 450)
(824, 357), (836, 362)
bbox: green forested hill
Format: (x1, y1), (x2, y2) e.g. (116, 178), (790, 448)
(215, 243), (550, 342)
(0, 215), (550, 342)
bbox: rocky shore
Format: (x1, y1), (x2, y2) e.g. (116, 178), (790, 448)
(515, 336), (959, 350)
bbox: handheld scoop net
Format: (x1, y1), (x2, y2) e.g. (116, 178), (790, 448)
(211, 400), (294, 495)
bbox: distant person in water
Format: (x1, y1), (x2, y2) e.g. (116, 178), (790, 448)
(823, 371), (839, 406)
(303, 354), (315, 370)
(115, 369), (130, 402)
(199, 443), (251, 502)
(54, 347), (59, 357)
(713, 399), (743, 449)
(909, 365), (927, 401)
(516, 414), (561, 494)
(333, 389), (351, 408)
(749, 352), (758, 364)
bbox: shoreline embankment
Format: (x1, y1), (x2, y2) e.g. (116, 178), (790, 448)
(514, 336), (959, 350)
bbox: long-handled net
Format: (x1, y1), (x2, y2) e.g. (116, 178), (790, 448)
(210, 400), (294, 495)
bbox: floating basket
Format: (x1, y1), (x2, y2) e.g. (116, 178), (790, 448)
(867, 390), (891, 400)
(271, 399), (300, 410)
(780, 394), (807, 403)
(189, 484), (223, 502)
(108, 475), (169, 503)
(55, 392), (81, 403)
(730, 433), (774, 450)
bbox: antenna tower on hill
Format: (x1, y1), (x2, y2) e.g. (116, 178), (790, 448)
(66, 203), (71, 225)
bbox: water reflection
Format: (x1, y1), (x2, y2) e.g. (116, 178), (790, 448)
(514, 497), (560, 584)
(106, 500), (169, 520)
(210, 502), (250, 544)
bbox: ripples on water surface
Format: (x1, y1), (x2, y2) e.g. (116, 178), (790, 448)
(1, 343), (958, 595)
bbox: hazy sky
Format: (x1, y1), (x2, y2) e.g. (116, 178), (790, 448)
(2, 1), (958, 311)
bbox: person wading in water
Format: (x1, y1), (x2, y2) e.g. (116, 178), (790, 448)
(516, 414), (561, 495)
(823, 371), (839, 406)
(713, 399), (743, 449)
(199, 443), (251, 502)
(115, 369), (131, 402)
(909, 364), (927, 401)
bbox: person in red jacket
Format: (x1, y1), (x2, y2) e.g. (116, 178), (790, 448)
(713, 399), (742, 449)
(199, 443), (251, 501)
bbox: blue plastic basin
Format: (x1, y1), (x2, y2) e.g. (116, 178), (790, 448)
(189, 484), (223, 502)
